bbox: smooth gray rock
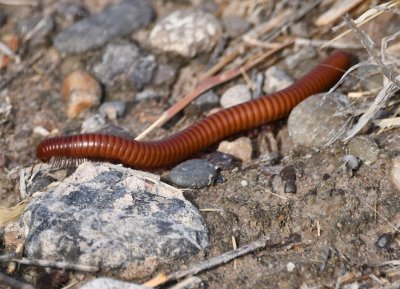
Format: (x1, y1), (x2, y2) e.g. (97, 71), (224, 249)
(193, 91), (220, 109)
(130, 54), (157, 90)
(54, 0), (154, 54)
(220, 84), (251, 108)
(263, 66), (294, 94)
(99, 100), (126, 120)
(80, 278), (146, 289)
(13, 163), (208, 273)
(168, 159), (218, 189)
(288, 93), (350, 147)
(222, 16), (250, 38)
(93, 42), (140, 86)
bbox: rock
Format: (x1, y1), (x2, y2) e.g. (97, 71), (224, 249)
(220, 84), (251, 108)
(61, 70), (102, 118)
(56, 2), (88, 22)
(347, 136), (380, 164)
(130, 54), (157, 90)
(81, 114), (106, 133)
(96, 124), (135, 139)
(99, 101), (126, 120)
(263, 66), (294, 94)
(17, 15), (54, 45)
(152, 63), (178, 86)
(375, 233), (392, 249)
(280, 166), (297, 194)
(221, 16), (251, 38)
(341, 155), (360, 171)
(93, 43), (140, 86)
(285, 47), (317, 70)
(149, 9), (222, 58)
(288, 93), (350, 147)
(168, 159), (218, 189)
(5, 163), (208, 276)
(135, 89), (161, 101)
(193, 91), (220, 109)
(54, 0), (154, 54)
(81, 278), (147, 289)
(205, 151), (236, 170)
(217, 137), (252, 162)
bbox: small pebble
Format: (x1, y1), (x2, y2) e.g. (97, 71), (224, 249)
(149, 9), (222, 58)
(280, 166), (297, 194)
(341, 155), (360, 171)
(81, 114), (106, 133)
(54, 0), (154, 54)
(205, 151), (236, 170)
(375, 233), (392, 249)
(218, 137), (252, 162)
(96, 124), (135, 139)
(93, 43), (140, 87)
(135, 89), (161, 101)
(56, 2), (88, 22)
(285, 46), (317, 70)
(193, 91), (220, 109)
(16, 15), (54, 45)
(263, 66), (294, 94)
(221, 16), (251, 38)
(130, 54), (157, 90)
(288, 93), (350, 147)
(168, 159), (218, 189)
(347, 136), (380, 164)
(220, 84), (251, 108)
(260, 152), (283, 166)
(61, 70), (102, 118)
(286, 262), (295, 272)
(240, 180), (248, 187)
(99, 101), (126, 120)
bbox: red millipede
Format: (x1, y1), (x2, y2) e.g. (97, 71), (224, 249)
(36, 51), (352, 169)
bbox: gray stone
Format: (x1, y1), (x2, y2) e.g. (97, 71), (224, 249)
(193, 91), (220, 109)
(130, 54), (157, 90)
(220, 84), (251, 108)
(222, 16), (251, 38)
(80, 278), (146, 289)
(263, 66), (294, 94)
(93, 43), (140, 86)
(54, 0), (154, 54)
(135, 89), (161, 101)
(288, 93), (350, 147)
(17, 15), (54, 45)
(99, 100), (126, 120)
(149, 9), (222, 58)
(347, 136), (380, 164)
(152, 63), (178, 86)
(81, 114), (106, 133)
(56, 2), (88, 22)
(9, 163), (208, 274)
(168, 159), (218, 189)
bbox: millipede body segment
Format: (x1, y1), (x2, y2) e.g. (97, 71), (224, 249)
(36, 51), (352, 169)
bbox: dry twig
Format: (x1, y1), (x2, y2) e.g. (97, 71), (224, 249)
(0, 272), (36, 289)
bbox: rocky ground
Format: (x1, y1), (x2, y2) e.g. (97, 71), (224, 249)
(0, 0), (400, 289)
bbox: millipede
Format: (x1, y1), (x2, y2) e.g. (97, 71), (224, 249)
(36, 51), (352, 169)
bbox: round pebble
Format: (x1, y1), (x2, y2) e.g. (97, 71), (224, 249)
(149, 9), (222, 58)
(341, 155), (360, 171)
(220, 84), (251, 109)
(99, 100), (126, 120)
(81, 114), (106, 133)
(221, 16), (250, 38)
(193, 91), (220, 109)
(167, 159), (218, 189)
(263, 66), (294, 94)
(217, 137), (252, 161)
(205, 151), (236, 170)
(288, 93), (350, 147)
(375, 233), (392, 249)
(347, 136), (380, 164)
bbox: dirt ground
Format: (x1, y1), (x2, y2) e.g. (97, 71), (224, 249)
(1, 1), (400, 289)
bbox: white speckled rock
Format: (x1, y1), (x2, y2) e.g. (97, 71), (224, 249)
(217, 137), (252, 161)
(220, 84), (251, 108)
(5, 162), (208, 277)
(347, 136), (380, 164)
(149, 9), (222, 58)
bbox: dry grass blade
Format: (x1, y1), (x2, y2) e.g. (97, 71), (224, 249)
(135, 40), (293, 140)
(315, 0), (365, 26)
